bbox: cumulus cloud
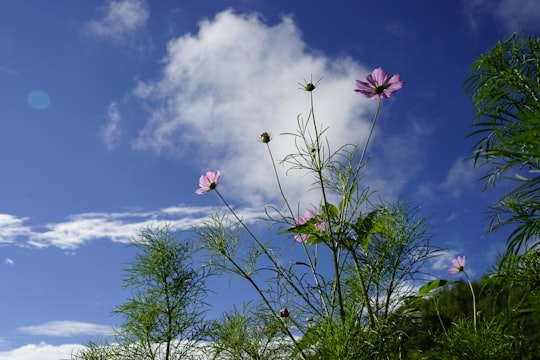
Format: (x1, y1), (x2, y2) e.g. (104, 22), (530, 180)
(132, 10), (415, 207)
(0, 342), (85, 360)
(18, 321), (112, 337)
(101, 102), (122, 151)
(464, 0), (540, 32)
(86, 0), (149, 40)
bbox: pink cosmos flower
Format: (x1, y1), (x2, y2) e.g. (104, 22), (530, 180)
(446, 256), (466, 275)
(294, 210), (325, 243)
(195, 170), (221, 194)
(354, 67), (404, 99)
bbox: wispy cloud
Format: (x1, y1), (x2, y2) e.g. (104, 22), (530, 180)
(439, 157), (477, 199)
(18, 321), (112, 337)
(430, 249), (479, 279)
(5, 205), (266, 250)
(0, 66), (19, 77)
(101, 102), (122, 151)
(413, 157), (479, 213)
(464, 0), (540, 32)
(4, 258), (14, 265)
(431, 249), (461, 272)
(365, 117), (431, 200)
(0, 214), (33, 245)
(85, 0), (149, 40)
(131, 10), (416, 207)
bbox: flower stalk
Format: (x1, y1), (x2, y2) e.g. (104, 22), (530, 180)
(447, 256), (477, 331)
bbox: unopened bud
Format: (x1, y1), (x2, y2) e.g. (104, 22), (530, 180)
(260, 132), (271, 143)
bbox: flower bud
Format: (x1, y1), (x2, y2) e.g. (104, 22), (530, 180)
(260, 132), (271, 143)
(304, 82), (316, 92)
(279, 308), (289, 318)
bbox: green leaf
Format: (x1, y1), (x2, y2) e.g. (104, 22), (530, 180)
(322, 203), (339, 219)
(339, 183), (357, 213)
(306, 234), (327, 245)
(352, 210), (382, 252)
(284, 218), (328, 245)
(418, 279), (454, 295)
(284, 218), (318, 235)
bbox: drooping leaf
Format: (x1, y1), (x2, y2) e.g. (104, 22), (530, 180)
(284, 218), (319, 235)
(306, 233), (327, 246)
(418, 279), (454, 295)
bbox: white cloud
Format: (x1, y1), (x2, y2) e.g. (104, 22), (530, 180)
(430, 250), (479, 279)
(132, 10), (415, 208)
(494, 0), (540, 31)
(464, 0), (540, 32)
(0, 342), (85, 360)
(86, 0), (149, 40)
(4, 258), (14, 265)
(439, 157), (477, 199)
(364, 118), (430, 200)
(0, 214), (32, 245)
(101, 102), (122, 151)
(430, 249), (461, 272)
(18, 321), (112, 337)
(2, 204), (264, 250)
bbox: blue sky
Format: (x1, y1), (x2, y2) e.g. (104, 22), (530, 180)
(1, 0), (539, 358)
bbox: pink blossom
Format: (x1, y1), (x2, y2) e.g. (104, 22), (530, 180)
(446, 256), (466, 275)
(195, 170), (220, 194)
(354, 67), (404, 99)
(294, 210), (325, 243)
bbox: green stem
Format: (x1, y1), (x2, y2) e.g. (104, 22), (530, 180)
(212, 189), (308, 359)
(225, 250), (307, 360)
(308, 91), (345, 322)
(433, 297), (447, 335)
(265, 143), (295, 219)
(300, 242), (329, 317)
(464, 271), (477, 332)
(355, 98), (382, 177)
(351, 250), (377, 327)
(266, 131), (329, 316)
(214, 189), (319, 315)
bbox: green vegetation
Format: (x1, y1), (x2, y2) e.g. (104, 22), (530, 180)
(72, 33), (539, 359)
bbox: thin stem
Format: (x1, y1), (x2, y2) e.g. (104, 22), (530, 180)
(463, 271), (477, 332)
(351, 250), (377, 327)
(308, 90), (346, 322)
(214, 189), (320, 315)
(211, 190), (308, 358)
(265, 143), (294, 218)
(300, 242), (329, 317)
(224, 248), (307, 360)
(433, 297), (447, 335)
(355, 98), (382, 177)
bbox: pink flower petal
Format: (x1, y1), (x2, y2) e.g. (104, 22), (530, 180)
(195, 170), (220, 194)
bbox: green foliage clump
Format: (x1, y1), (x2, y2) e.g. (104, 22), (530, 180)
(466, 33), (540, 255)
